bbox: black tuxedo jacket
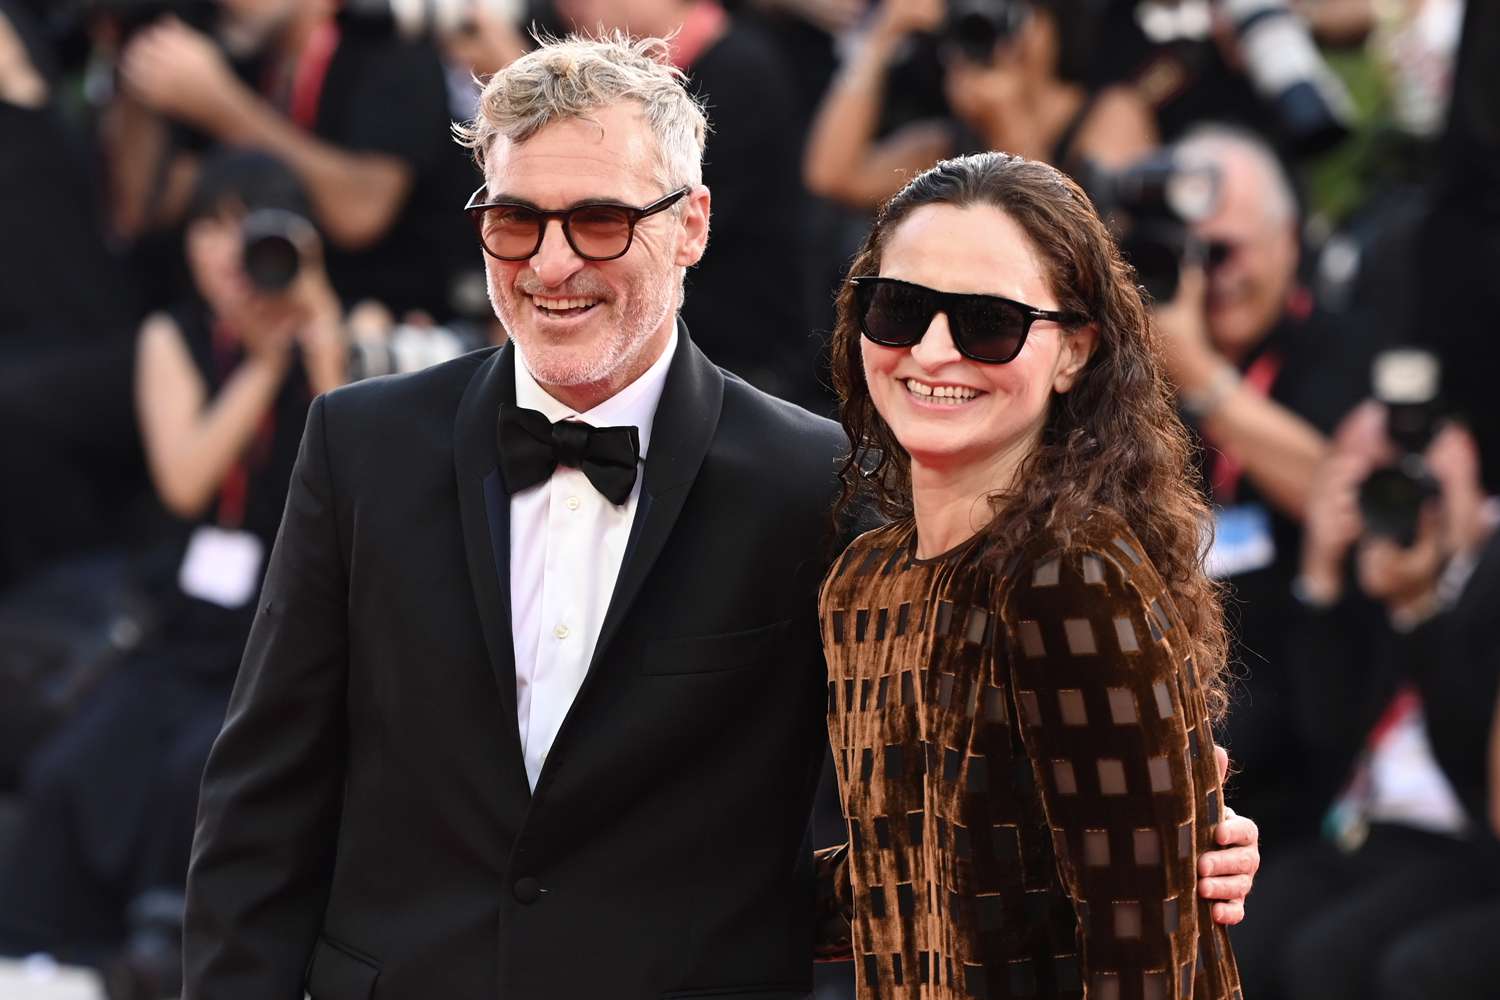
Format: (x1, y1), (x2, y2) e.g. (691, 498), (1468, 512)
(183, 328), (848, 1000)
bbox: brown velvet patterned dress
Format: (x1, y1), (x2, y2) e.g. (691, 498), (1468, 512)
(816, 511), (1242, 1000)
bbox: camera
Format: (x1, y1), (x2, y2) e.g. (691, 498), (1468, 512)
(240, 209), (316, 294)
(1079, 151), (1220, 302)
(1357, 349), (1444, 547)
(941, 0), (1028, 65)
(338, 0), (524, 40)
(1220, 0), (1355, 155)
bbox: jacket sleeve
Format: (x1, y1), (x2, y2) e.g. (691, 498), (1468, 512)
(183, 394), (350, 1000)
(999, 534), (1225, 995)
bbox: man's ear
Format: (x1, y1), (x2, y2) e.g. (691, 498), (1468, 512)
(1053, 323), (1098, 394)
(674, 185), (711, 267)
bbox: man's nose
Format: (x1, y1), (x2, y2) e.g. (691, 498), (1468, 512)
(530, 220), (586, 288)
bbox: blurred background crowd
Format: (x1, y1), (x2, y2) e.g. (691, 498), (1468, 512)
(0, 0), (1496, 997)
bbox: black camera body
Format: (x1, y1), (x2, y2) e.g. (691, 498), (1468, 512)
(941, 0), (1028, 65)
(1079, 151), (1220, 302)
(1357, 349), (1445, 547)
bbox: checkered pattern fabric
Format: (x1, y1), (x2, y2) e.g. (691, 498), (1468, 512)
(816, 512), (1241, 999)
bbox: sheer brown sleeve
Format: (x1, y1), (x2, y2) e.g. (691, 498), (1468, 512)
(997, 528), (1239, 999)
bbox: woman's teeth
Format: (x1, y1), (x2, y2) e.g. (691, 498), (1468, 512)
(904, 378), (979, 404)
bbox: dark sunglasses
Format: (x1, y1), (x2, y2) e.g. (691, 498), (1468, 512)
(464, 185), (690, 262)
(850, 276), (1086, 364)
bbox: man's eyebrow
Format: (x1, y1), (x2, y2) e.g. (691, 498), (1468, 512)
(486, 193), (633, 211)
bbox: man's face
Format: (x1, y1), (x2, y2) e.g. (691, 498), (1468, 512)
(480, 103), (709, 403)
(1191, 151), (1299, 361)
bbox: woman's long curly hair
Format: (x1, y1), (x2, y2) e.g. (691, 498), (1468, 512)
(831, 152), (1229, 720)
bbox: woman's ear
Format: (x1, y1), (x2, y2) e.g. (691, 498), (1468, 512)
(1053, 323), (1098, 393)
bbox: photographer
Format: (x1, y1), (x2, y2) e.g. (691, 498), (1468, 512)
(1150, 124), (1380, 843)
(104, 0), (472, 318)
(1232, 393), (1500, 1000)
(0, 151), (342, 997)
(803, 0), (1156, 209)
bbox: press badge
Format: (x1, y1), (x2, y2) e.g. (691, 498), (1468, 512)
(1205, 503), (1275, 579)
(178, 526), (265, 608)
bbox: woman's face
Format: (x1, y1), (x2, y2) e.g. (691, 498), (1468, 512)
(860, 202), (1094, 476)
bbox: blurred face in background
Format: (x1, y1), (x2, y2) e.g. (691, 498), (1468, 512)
(860, 203), (1094, 476)
(1190, 146), (1299, 362)
(479, 102), (707, 399)
(186, 207), (263, 332)
(556, 0), (679, 39)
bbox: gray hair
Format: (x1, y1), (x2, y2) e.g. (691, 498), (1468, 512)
(1174, 124), (1298, 226)
(453, 33), (708, 192)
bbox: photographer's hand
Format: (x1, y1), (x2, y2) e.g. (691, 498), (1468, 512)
(1156, 263), (1327, 519)
(1298, 451), (1368, 605)
(803, 0), (950, 206)
(1426, 423), (1493, 560)
(121, 17), (249, 134)
(1153, 264), (1219, 394)
(287, 236), (348, 397)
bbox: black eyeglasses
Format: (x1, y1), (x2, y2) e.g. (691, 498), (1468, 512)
(849, 276), (1086, 364)
(464, 185), (690, 262)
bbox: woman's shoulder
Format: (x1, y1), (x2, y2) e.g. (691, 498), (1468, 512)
(828, 519), (915, 577)
(1000, 508), (1164, 598)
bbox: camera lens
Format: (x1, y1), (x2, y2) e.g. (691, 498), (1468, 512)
(240, 209), (310, 293)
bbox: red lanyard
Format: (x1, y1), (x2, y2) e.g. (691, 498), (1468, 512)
(262, 19), (341, 130)
(212, 322), (277, 531)
(1208, 350), (1283, 506)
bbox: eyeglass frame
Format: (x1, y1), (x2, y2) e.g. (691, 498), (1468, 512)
(463, 184), (691, 262)
(848, 276), (1088, 364)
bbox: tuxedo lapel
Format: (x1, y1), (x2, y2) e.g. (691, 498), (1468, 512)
(591, 323), (724, 675)
(453, 344), (528, 789)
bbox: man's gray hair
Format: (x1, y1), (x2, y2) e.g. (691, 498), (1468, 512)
(1174, 124), (1299, 226)
(454, 33), (708, 192)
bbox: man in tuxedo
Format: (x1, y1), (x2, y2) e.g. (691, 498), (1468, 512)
(182, 34), (1261, 1000)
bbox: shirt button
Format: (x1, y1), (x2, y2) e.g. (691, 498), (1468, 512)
(554, 624), (570, 639)
(565, 496), (580, 511)
(513, 876), (542, 904)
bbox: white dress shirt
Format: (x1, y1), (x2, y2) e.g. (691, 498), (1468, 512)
(509, 331), (678, 790)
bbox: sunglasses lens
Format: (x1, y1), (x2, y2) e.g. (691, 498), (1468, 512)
(953, 297), (1027, 362)
(860, 281), (933, 346)
(567, 205), (635, 259)
(479, 206), (543, 259)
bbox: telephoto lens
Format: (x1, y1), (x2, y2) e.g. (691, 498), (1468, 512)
(240, 209), (314, 293)
(1219, 0), (1355, 154)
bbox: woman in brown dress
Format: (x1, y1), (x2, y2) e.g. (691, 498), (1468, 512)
(817, 152), (1244, 999)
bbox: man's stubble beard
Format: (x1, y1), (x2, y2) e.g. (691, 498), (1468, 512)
(487, 265), (681, 394)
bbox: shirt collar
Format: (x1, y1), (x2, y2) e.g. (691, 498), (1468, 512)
(512, 327), (679, 460)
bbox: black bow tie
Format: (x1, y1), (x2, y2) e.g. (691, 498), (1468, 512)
(497, 404), (641, 505)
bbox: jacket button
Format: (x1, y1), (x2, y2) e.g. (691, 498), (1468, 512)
(513, 876), (542, 904)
